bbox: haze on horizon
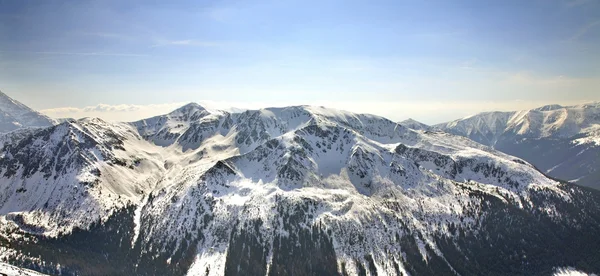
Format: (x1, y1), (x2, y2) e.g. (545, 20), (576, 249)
(1, 0), (599, 124)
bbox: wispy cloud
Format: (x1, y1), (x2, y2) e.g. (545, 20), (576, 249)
(203, 6), (236, 22)
(151, 39), (225, 48)
(41, 102), (188, 122)
(40, 101), (251, 122)
(412, 30), (466, 39)
(503, 72), (582, 86)
(73, 31), (137, 41)
(43, 103), (188, 113)
(0, 13), (25, 19)
(570, 20), (600, 41)
(71, 30), (222, 49)
(565, 0), (598, 7)
(0, 50), (147, 57)
(457, 58), (480, 70)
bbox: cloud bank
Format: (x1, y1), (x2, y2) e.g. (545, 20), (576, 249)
(40, 99), (598, 125)
(41, 102), (188, 122)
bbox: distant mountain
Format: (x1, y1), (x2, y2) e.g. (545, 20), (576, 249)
(2, 103), (600, 275)
(54, 118), (76, 124)
(436, 102), (600, 189)
(0, 91), (55, 133)
(399, 118), (431, 131)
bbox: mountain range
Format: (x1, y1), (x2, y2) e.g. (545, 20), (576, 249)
(435, 102), (600, 190)
(1, 92), (600, 275)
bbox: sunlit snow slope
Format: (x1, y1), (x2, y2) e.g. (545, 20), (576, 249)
(437, 102), (600, 189)
(399, 118), (431, 131)
(0, 91), (55, 133)
(1, 104), (600, 276)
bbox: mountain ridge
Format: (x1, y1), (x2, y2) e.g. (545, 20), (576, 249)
(436, 102), (600, 189)
(2, 102), (600, 275)
(0, 91), (56, 133)
(399, 118), (431, 131)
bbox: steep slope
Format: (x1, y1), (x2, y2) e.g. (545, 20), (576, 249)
(400, 118), (431, 131)
(1, 104), (600, 276)
(0, 262), (49, 276)
(0, 91), (55, 133)
(436, 102), (600, 189)
(0, 118), (171, 236)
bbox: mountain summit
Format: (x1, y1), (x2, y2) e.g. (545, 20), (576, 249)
(399, 118), (431, 131)
(0, 91), (55, 133)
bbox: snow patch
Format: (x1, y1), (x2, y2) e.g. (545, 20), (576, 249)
(554, 267), (598, 276)
(0, 263), (50, 276)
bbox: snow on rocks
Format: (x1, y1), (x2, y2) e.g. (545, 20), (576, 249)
(0, 103), (581, 275)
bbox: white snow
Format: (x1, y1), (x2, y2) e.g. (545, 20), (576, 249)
(0, 263), (50, 276)
(0, 103), (579, 275)
(400, 118), (431, 131)
(439, 102), (600, 141)
(0, 91), (55, 132)
(572, 125), (600, 146)
(554, 267), (598, 276)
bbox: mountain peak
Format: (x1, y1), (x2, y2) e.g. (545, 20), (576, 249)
(0, 90), (35, 116)
(400, 118), (421, 124)
(400, 118), (431, 130)
(166, 102), (212, 120)
(172, 102), (207, 113)
(0, 90), (55, 133)
(533, 104), (564, 112)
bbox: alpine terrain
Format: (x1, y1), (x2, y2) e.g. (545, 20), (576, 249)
(1, 103), (600, 276)
(0, 91), (55, 133)
(398, 119), (431, 131)
(436, 103), (600, 190)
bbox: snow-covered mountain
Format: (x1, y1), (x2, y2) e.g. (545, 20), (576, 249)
(0, 91), (55, 133)
(1, 104), (600, 276)
(399, 118), (431, 131)
(436, 102), (600, 190)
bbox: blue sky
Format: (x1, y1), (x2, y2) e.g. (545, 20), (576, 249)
(1, 0), (599, 123)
